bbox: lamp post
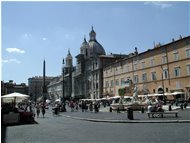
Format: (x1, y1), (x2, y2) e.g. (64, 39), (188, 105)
(62, 58), (65, 101)
(34, 81), (37, 103)
(161, 66), (166, 105)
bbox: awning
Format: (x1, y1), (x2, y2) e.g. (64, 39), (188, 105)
(172, 92), (185, 95)
(147, 93), (163, 97)
(138, 95), (147, 98)
(170, 88), (184, 92)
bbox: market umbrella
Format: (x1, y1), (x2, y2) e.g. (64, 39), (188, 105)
(1, 92), (30, 103)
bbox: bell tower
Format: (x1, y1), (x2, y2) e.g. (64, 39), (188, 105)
(63, 49), (73, 98)
(66, 49), (73, 67)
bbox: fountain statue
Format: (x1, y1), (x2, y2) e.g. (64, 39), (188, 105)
(110, 84), (151, 111)
(132, 85), (138, 102)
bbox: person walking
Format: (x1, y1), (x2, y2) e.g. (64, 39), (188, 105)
(89, 102), (93, 112)
(81, 101), (85, 112)
(36, 103), (40, 118)
(41, 103), (46, 118)
(70, 100), (74, 112)
(75, 101), (78, 112)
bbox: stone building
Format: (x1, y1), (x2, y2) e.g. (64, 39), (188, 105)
(28, 76), (54, 101)
(72, 27), (106, 99)
(60, 27), (129, 100)
(62, 50), (74, 99)
(47, 75), (63, 101)
(103, 36), (190, 100)
(1, 80), (28, 96)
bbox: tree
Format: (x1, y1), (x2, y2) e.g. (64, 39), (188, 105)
(118, 87), (126, 96)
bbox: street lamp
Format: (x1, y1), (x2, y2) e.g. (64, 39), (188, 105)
(161, 66), (166, 105)
(34, 82), (37, 102)
(62, 58), (65, 101)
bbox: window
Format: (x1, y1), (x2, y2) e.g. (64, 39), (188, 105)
(173, 51), (179, 61)
(186, 49), (190, 58)
(105, 81), (109, 87)
(141, 61), (145, 69)
(151, 72), (157, 81)
(121, 78), (125, 86)
(97, 74), (98, 79)
(174, 67), (180, 77)
(96, 83), (98, 89)
(86, 49), (88, 56)
(111, 80), (114, 87)
(163, 69), (169, 79)
(134, 75), (138, 83)
(176, 81), (180, 89)
(162, 55), (167, 64)
(150, 58), (155, 66)
(142, 73), (147, 82)
(93, 82), (95, 89)
(134, 63), (138, 71)
(126, 65), (130, 72)
(115, 79), (119, 86)
(187, 64), (190, 75)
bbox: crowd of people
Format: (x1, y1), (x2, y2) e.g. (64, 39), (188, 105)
(147, 98), (164, 113)
(35, 102), (46, 118)
(50, 99), (109, 114)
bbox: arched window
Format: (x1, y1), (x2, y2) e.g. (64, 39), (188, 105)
(86, 49), (88, 57)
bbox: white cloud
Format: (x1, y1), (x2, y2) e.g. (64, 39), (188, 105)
(2, 59), (21, 64)
(22, 33), (32, 39)
(6, 48), (25, 54)
(42, 37), (47, 41)
(144, 1), (172, 9)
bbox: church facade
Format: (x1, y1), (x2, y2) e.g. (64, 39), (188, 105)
(63, 27), (106, 99)
(62, 27), (127, 99)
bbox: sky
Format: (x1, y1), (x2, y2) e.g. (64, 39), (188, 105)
(1, 1), (190, 85)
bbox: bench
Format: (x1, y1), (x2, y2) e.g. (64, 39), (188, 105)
(147, 111), (179, 118)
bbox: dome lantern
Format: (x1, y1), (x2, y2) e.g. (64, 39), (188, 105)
(89, 26), (97, 42)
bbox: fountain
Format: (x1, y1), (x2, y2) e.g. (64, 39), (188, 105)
(110, 85), (150, 111)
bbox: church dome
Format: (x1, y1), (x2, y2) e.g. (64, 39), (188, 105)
(88, 40), (106, 56)
(88, 27), (106, 56)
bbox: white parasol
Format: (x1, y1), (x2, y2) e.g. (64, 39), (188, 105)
(1, 92), (30, 103)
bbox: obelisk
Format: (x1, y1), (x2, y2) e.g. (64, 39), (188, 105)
(42, 59), (47, 102)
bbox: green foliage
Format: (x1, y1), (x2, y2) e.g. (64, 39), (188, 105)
(118, 88), (125, 96)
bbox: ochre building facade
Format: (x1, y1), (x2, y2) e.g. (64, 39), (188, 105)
(103, 36), (190, 100)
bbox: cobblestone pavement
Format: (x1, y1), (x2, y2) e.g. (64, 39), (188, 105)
(2, 107), (190, 143)
(60, 105), (190, 122)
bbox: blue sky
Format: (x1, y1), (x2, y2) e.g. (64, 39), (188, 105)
(1, 1), (189, 85)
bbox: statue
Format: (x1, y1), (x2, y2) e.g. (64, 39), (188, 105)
(132, 85), (138, 102)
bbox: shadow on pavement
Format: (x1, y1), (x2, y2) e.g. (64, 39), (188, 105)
(2, 120), (38, 127)
(1, 125), (6, 143)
